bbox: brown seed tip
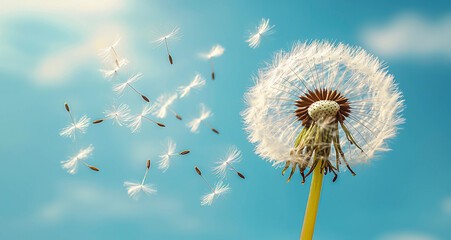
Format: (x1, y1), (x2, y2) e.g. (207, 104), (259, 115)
(157, 123), (166, 127)
(92, 119), (104, 124)
(115, 59), (120, 68)
(211, 72), (215, 80)
(147, 160), (150, 169)
(179, 150), (190, 155)
(195, 167), (202, 176)
(64, 103), (70, 112)
(176, 114), (182, 120)
(142, 95), (150, 102)
(89, 166), (100, 171)
(212, 128), (219, 134)
(169, 55), (173, 64)
(237, 172), (245, 179)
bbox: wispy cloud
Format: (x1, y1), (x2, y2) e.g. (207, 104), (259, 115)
(442, 196), (451, 215)
(378, 231), (439, 240)
(35, 181), (200, 231)
(360, 12), (451, 60)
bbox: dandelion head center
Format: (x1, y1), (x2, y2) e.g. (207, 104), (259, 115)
(307, 100), (339, 122)
(295, 88), (351, 127)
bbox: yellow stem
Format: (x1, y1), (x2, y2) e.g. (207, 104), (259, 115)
(300, 164), (324, 240)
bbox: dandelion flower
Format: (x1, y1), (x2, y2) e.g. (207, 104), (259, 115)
(61, 144), (98, 174)
(99, 58), (129, 80)
(128, 104), (165, 133)
(59, 103), (90, 139)
(98, 37), (124, 69)
(154, 93), (182, 120)
(242, 40), (404, 239)
(124, 160), (157, 199)
(92, 104), (131, 126)
(194, 167), (230, 206)
(154, 27), (181, 64)
(178, 73), (206, 98)
(187, 103), (219, 134)
(158, 138), (190, 172)
(213, 146), (245, 179)
(246, 18), (275, 48)
(113, 73), (150, 102)
(200, 44), (225, 80)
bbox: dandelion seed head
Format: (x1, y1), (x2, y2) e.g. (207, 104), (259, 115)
(98, 37), (121, 61)
(201, 44), (225, 59)
(154, 93), (178, 118)
(242, 41), (404, 179)
(59, 115), (91, 139)
(178, 73), (206, 98)
(113, 73), (143, 95)
(104, 104), (131, 126)
(187, 104), (212, 132)
(99, 58), (129, 80)
(61, 145), (94, 174)
(128, 103), (156, 133)
(154, 27), (182, 47)
(213, 146), (242, 179)
(158, 139), (176, 172)
(246, 18), (275, 48)
(124, 182), (157, 199)
(201, 181), (230, 206)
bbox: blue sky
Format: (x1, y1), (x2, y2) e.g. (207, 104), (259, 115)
(1, 0), (450, 239)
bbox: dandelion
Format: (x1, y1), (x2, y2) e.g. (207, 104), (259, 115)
(178, 73), (206, 98)
(242, 41), (404, 239)
(154, 93), (182, 120)
(92, 104), (131, 126)
(246, 18), (275, 48)
(158, 138), (190, 172)
(59, 103), (90, 139)
(194, 167), (230, 206)
(113, 73), (150, 102)
(187, 104), (219, 134)
(128, 104), (165, 133)
(124, 160), (157, 199)
(201, 44), (225, 80)
(61, 145), (98, 174)
(99, 58), (129, 80)
(154, 27), (181, 65)
(98, 37), (124, 69)
(213, 146), (245, 179)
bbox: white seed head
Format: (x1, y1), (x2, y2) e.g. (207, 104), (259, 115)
(307, 100), (340, 122)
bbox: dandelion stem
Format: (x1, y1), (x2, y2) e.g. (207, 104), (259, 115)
(300, 160), (324, 240)
(142, 168), (149, 185)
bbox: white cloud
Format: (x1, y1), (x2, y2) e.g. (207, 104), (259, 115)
(378, 231), (439, 240)
(361, 12), (451, 60)
(0, 0), (130, 86)
(36, 181), (200, 231)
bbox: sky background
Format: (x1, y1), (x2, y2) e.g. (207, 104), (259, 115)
(1, 0), (451, 240)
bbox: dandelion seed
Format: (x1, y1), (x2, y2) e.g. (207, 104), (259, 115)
(113, 73), (150, 102)
(154, 93), (182, 120)
(99, 58), (129, 80)
(59, 103), (90, 139)
(242, 40), (404, 239)
(187, 104), (219, 134)
(213, 146), (245, 179)
(194, 167), (230, 206)
(178, 73), (206, 98)
(92, 104), (131, 126)
(61, 145), (98, 174)
(158, 138), (190, 172)
(200, 44), (225, 80)
(124, 159), (157, 199)
(98, 37), (124, 68)
(154, 27), (181, 65)
(128, 104), (165, 133)
(246, 18), (275, 49)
